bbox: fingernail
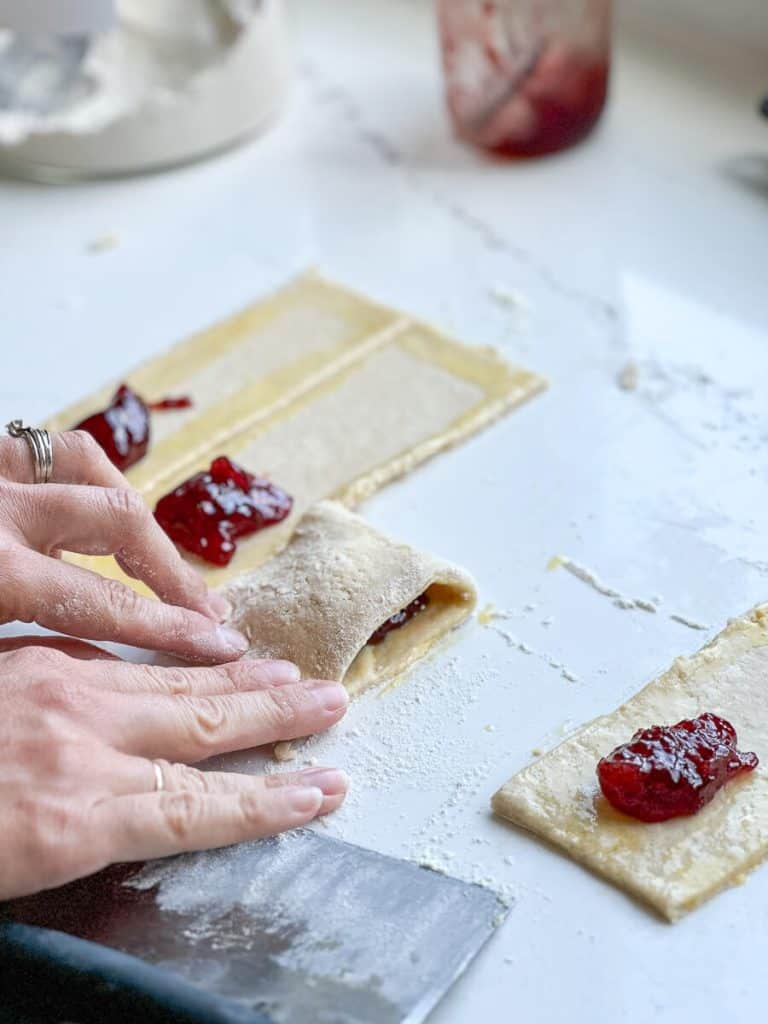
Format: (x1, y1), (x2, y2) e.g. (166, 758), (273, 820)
(216, 625), (249, 655)
(299, 767), (349, 795)
(262, 660), (301, 685)
(207, 591), (232, 622)
(308, 680), (349, 713)
(286, 786), (324, 815)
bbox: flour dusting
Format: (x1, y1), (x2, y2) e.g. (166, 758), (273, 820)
(551, 554), (711, 632)
(206, 641), (536, 904)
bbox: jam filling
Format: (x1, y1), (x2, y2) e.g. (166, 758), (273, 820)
(74, 384), (150, 471)
(74, 384), (193, 471)
(597, 712), (758, 823)
(147, 395), (193, 411)
(154, 456), (292, 567)
(368, 593), (430, 646)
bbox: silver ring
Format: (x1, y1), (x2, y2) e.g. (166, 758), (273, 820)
(151, 759), (165, 792)
(6, 420), (53, 484)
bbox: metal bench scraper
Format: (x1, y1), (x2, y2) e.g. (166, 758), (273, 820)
(3, 829), (508, 1023)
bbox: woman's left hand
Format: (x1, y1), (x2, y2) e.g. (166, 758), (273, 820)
(0, 638), (349, 899)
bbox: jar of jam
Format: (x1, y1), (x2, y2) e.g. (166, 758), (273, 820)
(437, 0), (611, 157)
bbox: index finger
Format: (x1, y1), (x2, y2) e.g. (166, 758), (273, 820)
(4, 548), (248, 664)
(1, 428), (228, 618)
(16, 481), (224, 622)
(1, 430), (228, 621)
(0, 430), (126, 488)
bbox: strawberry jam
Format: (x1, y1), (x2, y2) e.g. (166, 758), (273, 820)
(74, 384), (150, 471)
(154, 456), (292, 567)
(368, 593), (430, 646)
(598, 713), (758, 823)
(74, 385), (194, 471)
(148, 395), (193, 411)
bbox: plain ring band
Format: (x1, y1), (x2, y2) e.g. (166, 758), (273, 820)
(151, 760), (165, 792)
(6, 420), (53, 484)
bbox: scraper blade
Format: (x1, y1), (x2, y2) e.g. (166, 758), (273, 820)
(6, 830), (509, 1024)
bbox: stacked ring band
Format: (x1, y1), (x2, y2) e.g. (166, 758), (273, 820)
(5, 420), (54, 484)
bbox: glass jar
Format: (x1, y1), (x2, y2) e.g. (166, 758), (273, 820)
(437, 0), (611, 157)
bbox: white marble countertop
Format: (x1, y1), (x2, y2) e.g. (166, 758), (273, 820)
(1, 1), (768, 1021)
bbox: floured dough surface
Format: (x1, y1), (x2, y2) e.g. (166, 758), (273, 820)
(493, 605), (768, 921)
(225, 501), (477, 696)
(51, 271), (544, 593)
(46, 272), (399, 449)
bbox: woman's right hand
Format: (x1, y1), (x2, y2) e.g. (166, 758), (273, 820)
(0, 429), (248, 664)
(0, 640), (349, 900)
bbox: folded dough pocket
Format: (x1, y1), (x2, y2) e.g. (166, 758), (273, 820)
(224, 501), (477, 696)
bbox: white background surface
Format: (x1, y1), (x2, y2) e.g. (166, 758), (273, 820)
(1, 1), (768, 1021)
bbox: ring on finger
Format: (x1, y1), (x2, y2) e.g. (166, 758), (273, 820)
(6, 420), (54, 484)
(151, 759), (165, 792)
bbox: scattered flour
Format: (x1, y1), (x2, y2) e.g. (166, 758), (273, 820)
(488, 283), (531, 316)
(617, 360), (639, 391)
(550, 554), (658, 614)
(635, 358), (762, 455)
(477, 602), (497, 626)
(88, 233), (119, 253)
(273, 740), (296, 762)
(490, 625), (580, 684)
(669, 613), (710, 631)
(213, 647), (536, 906)
(550, 554), (711, 632)
(491, 627), (534, 656)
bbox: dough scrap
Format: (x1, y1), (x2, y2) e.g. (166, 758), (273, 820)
(492, 605), (768, 921)
(225, 501), (477, 696)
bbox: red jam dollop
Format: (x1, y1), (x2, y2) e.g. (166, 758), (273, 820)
(368, 593), (430, 646)
(74, 384), (150, 471)
(597, 712), (758, 823)
(154, 456), (293, 567)
(74, 385), (194, 471)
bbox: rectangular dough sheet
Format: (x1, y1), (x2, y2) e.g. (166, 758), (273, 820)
(50, 271), (545, 591)
(47, 271), (402, 495)
(493, 606), (768, 921)
(226, 501), (477, 697)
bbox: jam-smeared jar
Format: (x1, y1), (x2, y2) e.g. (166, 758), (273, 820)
(368, 593), (430, 646)
(438, 0), (611, 157)
(155, 456), (293, 567)
(597, 713), (758, 823)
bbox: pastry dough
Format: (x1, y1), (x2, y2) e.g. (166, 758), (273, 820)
(493, 605), (768, 921)
(225, 501), (477, 696)
(46, 271), (400, 457)
(51, 271), (544, 592)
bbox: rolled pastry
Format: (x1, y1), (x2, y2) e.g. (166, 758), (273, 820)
(492, 605), (768, 921)
(225, 501), (477, 696)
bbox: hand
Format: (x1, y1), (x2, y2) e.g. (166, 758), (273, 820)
(0, 640), (349, 899)
(0, 429), (248, 663)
